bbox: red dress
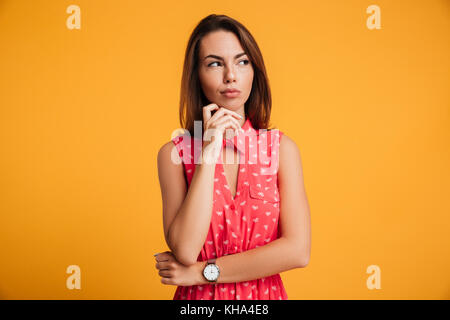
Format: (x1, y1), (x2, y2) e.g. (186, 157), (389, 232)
(170, 117), (288, 300)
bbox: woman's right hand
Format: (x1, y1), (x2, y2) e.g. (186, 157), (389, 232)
(201, 104), (243, 164)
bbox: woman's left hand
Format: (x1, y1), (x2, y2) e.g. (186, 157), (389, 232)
(154, 251), (204, 286)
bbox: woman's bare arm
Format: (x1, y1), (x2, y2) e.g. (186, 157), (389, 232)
(157, 106), (242, 266)
(157, 141), (216, 266)
(191, 134), (311, 284)
(192, 237), (305, 285)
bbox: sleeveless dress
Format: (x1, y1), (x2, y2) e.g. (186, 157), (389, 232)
(170, 117), (288, 300)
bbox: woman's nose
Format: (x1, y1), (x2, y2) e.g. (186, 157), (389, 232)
(224, 66), (237, 83)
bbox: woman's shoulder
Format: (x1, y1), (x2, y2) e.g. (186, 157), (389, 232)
(158, 132), (190, 164)
(159, 132), (203, 166)
(171, 130), (190, 144)
(277, 132), (303, 174)
(260, 127), (286, 147)
(157, 140), (180, 167)
(278, 133), (298, 154)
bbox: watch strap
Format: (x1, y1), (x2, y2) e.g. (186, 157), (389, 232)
(207, 258), (217, 265)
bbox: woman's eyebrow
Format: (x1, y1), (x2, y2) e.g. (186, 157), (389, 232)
(203, 52), (247, 60)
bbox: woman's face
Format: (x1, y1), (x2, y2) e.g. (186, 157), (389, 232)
(198, 30), (254, 114)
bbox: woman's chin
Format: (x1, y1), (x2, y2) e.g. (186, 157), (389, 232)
(217, 101), (242, 109)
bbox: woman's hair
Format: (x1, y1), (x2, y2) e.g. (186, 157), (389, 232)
(178, 14), (276, 136)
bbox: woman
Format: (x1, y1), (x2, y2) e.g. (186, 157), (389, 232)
(156, 14), (311, 300)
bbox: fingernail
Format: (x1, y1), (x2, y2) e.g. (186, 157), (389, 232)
(153, 253), (160, 257)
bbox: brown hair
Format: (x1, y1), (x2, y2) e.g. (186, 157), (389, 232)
(178, 14), (276, 136)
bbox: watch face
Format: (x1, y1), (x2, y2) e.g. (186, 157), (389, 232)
(203, 264), (219, 281)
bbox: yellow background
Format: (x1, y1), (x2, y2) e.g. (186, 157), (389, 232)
(1, 0), (449, 299)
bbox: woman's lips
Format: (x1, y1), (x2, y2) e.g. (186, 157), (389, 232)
(221, 91), (241, 98)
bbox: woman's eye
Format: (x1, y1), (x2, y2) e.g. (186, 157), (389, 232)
(208, 59), (250, 67)
(208, 61), (220, 67)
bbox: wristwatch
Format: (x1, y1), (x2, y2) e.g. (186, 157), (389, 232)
(202, 258), (220, 283)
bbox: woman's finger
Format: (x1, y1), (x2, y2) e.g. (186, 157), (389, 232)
(202, 104), (219, 124)
(161, 277), (173, 285)
(204, 119), (238, 144)
(209, 114), (231, 130)
(219, 107), (243, 121)
(216, 120), (240, 136)
(216, 115), (242, 136)
(158, 269), (172, 278)
(207, 107), (242, 125)
(210, 114), (239, 128)
(207, 116), (241, 139)
(155, 251), (172, 262)
(155, 260), (172, 270)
